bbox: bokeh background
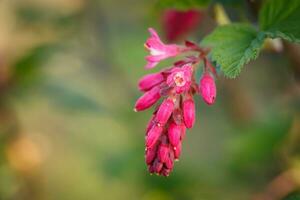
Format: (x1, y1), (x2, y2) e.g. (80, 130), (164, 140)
(0, 0), (300, 199)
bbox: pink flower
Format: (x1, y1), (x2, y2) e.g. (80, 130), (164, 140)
(138, 72), (165, 92)
(167, 122), (181, 147)
(136, 28), (219, 176)
(199, 73), (216, 105)
(166, 65), (193, 94)
(146, 114), (156, 133)
(180, 125), (186, 140)
(146, 125), (163, 148)
(134, 86), (161, 112)
(174, 142), (182, 159)
(158, 144), (169, 163)
(155, 98), (175, 125)
(152, 158), (163, 173)
(162, 9), (203, 42)
(144, 28), (181, 69)
(145, 146), (157, 164)
(182, 97), (195, 128)
(164, 149), (174, 170)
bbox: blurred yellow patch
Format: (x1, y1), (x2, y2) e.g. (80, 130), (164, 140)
(6, 135), (43, 174)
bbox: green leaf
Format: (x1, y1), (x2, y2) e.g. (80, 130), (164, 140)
(202, 24), (265, 78)
(155, 0), (210, 10)
(259, 0), (300, 42)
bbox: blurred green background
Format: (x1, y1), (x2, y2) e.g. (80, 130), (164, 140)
(0, 0), (300, 199)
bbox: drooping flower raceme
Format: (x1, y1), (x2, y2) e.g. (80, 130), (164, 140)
(135, 28), (217, 176)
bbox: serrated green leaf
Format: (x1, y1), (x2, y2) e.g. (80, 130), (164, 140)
(259, 0), (300, 42)
(155, 0), (210, 10)
(202, 24), (265, 78)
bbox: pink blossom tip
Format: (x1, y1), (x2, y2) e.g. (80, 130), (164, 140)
(183, 98), (195, 128)
(167, 122), (182, 147)
(155, 98), (175, 125)
(199, 74), (216, 105)
(138, 72), (164, 91)
(134, 86), (161, 111)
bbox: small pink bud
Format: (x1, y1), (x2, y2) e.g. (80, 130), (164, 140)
(145, 146), (157, 164)
(146, 114), (156, 134)
(158, 144), (169, 163)
(199, 74), (216, 105)
(148, 165), (155, 174)
(165, 150), (174, 169)
(155, 98), (175, 125)
(153, 159), (163, 173)
(174, 142), (182, 159)
(183, 98), (195, 128)
(181, 125), (186, 140)
(167, 122), (181, 147)
(138, 72), (164, 91)
(134, 86), (161, 111)
(146, 125), (163, 148)
(160, 168), (171, 177)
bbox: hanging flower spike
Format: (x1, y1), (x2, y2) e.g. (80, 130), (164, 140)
(135, 28), (218, 176)
(144, 28), (182, 69)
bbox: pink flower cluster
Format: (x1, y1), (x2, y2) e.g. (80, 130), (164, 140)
(135, 28), (217, 176)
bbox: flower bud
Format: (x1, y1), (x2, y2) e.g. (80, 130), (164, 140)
(146, 125), (163, 148)
(158, 144), (169, 163)
(183, 98), (195, 128)
(199, 74), (216, 105)
(174, 142), (182, 159)
(134, 86), (161, 111)
(155, 98), (175, 125)
(152, 159), (163, 173)
(167, 122), (181, 147)
(145, 146), (157, 164)
(138, 72), (164, 91)
(165, 150), (174, 169)
(180, 125), (186, 140)
(146, 114), (156, 134)
(148, 165), (155, 174)
(160, 168), (171, 177)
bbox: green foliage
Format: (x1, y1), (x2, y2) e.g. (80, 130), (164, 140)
(155, 0), (210, 10)
(200, 0), (300, 78)
(228, 116), (291, 170)
(283, 191), (300, 200)
(13, 45), (58, 85)
(202, 24), (265, 78)
(17, 6), (82, 28)
(259, 0), (300, 42)
(40, 81), (104, 113)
